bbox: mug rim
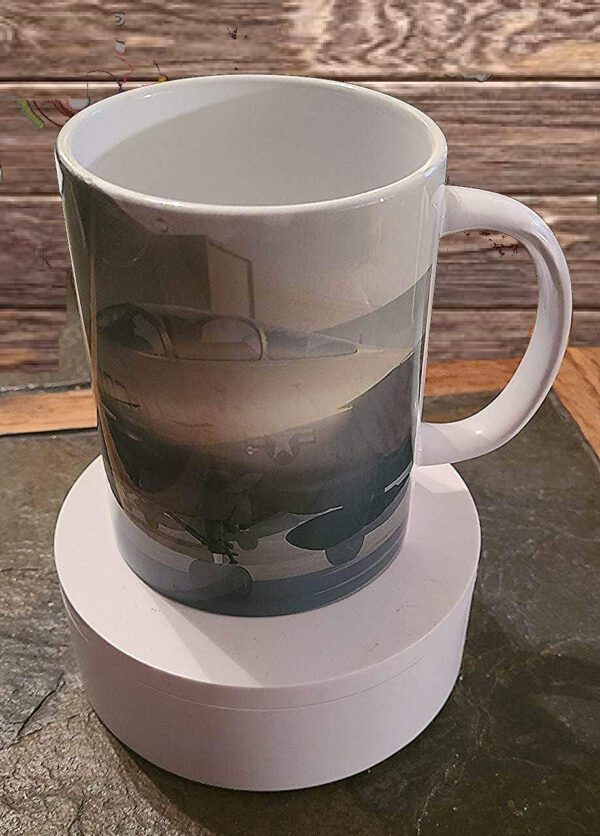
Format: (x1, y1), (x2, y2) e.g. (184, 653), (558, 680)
(56, 74), (447, 215)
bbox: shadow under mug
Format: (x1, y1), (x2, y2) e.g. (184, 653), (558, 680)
(55, 75), (571, 616)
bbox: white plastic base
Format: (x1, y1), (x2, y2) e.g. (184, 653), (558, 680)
(55, 458), (480, 791)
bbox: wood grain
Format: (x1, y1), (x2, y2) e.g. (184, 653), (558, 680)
(1, 196), (598, 313)
(1, 2), (599, 79)
(427, 310), (599, 361)
(1, 308), (597, 373)
(1, 75), (599, 368)
(4, 357), (516, 435)
(0, 2), (298, 80)
(289, 1), (600, 79)
(1, 194), (597, 370)
(2, 82), (600, 196)
(0, 387), (96, 435)
(553, 347), (600, 457)
(0, 199), (69, 307)
(2, 351), (596, 448)
(0, 359), (530, 436)
(378, 82), (600, 196)
(0, 309), (64, 370)
(424, 357), (519, 396)
(436, 196), (600, 308)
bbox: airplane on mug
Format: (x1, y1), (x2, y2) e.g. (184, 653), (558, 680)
(96, 302), (418, 571)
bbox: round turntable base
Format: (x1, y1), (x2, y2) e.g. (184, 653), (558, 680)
(55, 458), (480, 791)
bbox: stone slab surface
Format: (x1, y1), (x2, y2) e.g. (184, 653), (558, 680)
(0, 393), (598, 835)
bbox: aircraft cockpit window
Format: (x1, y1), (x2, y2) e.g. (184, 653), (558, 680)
(171, 316), (263, 361)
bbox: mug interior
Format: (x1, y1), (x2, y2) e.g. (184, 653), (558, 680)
(60, 76), (442, 207)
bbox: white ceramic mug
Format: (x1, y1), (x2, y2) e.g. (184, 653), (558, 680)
(56, 75), (571, 616)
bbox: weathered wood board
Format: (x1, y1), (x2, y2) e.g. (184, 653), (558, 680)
(1, 2), (599, 79)
(1, 82), (599, 195)
(1, 307), (597, 372)
(3, 351), (600, 464)
(1, 197), (597, 311)
(1, 2), (599, 371)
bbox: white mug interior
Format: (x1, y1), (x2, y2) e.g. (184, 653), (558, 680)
(57, 75), (446, 208)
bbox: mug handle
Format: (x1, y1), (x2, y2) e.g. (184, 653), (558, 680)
(416, 186), (572, 466)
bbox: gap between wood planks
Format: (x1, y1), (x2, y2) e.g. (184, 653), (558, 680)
(0, 349), (598, 457)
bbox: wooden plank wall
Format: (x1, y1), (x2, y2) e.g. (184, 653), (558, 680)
(1, 2), (599, 373)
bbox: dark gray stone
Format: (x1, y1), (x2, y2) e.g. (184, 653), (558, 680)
(0, 393), (598, 835)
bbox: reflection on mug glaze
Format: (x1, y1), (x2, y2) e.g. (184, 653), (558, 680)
(61, 164), (431, 615)
(98, 293), (426, 616)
